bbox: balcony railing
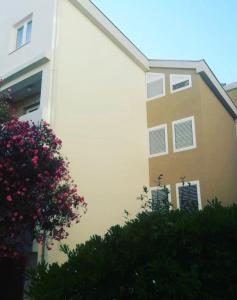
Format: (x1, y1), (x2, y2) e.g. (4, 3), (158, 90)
(19, 108), (42, 124)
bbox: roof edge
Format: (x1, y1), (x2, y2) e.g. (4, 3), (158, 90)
(69, 0), (149, 71)
(225, 81), (237, 91)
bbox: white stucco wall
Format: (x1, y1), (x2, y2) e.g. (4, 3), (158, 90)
(0, 0), (56, 76)
(47, 0), (149, 263)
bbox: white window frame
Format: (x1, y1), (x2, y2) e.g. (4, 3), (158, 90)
(148, 124), (168, 158)
(146, 73), (165, 101)
(172, 116), (196, 153)
(149, 184), (172, 210)
(176, 180), (202, 210)
(14, 14), (33, 50)
(170, 74), (192, 93)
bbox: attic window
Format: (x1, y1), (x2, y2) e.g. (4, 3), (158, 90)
(147, 73), (165, 100)
(170, 74), (192, 93)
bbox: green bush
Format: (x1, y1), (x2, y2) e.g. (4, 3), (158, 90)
(27, 203), (237, 300)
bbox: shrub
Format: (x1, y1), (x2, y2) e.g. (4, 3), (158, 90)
(28, 204), (237, 300)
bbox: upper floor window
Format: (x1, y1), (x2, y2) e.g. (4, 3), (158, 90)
(146, 73), (165, 100)
(15, 16), (33, 50)
(170, 74), (192, 93)
(172, 116), (196, 152)
(148, 124), (168, 157)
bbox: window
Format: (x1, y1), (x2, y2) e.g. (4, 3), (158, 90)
(147, 73), (165, 100)
(151, 185), (171, 212)
(170, 74), (192, 93)
(176, 180), (201, 210)
(148, 124), (168, 157)
(172, 116), (196, 152)
(15, 17), (32, 49)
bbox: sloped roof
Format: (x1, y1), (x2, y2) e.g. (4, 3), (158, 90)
(149, 59), (237, 118)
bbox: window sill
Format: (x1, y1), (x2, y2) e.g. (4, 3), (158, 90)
(9, 41), (31, 55)
(173, 145), (196, 153)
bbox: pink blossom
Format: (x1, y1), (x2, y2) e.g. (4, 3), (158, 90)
(6, 195), (13, 202)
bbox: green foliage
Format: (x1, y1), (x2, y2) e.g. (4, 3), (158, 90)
(27, 204), (237, 300)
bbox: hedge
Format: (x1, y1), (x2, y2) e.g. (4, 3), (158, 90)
(27, 203), (237, 300)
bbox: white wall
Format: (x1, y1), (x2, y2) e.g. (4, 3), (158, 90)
(0, 0), (57, 76)
(47, 0), (149, 264)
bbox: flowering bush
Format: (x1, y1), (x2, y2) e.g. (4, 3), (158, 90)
(0, 118), (87, 258)
(0, 77), (15, 123)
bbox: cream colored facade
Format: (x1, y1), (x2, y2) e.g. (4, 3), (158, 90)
(0, 0), (237, 264)
(47, 0), (149, 263)
(147, 63), (237, 210)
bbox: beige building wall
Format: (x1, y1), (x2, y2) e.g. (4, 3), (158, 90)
(227, 88), (237, 106)
(147, 68), (237, 208)
(199, 79), (237, 205)
(47, 0), (149, 263)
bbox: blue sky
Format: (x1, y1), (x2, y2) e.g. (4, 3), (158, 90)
(92, 0), (237, 84)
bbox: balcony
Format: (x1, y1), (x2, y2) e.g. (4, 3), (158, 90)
(19, 108), (42, 124)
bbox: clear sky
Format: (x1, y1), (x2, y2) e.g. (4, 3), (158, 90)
(92, 0), (237, 84)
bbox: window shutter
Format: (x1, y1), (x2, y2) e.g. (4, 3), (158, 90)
(174, 119), (194, 150)
(149, 126), (167, 156)
(178, 184), (199, 210)
(147, 73), (164, 99)
(151, 188), (169, 212)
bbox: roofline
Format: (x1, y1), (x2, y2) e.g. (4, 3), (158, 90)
(69, 0), (149, 71)
(149, 59), (237, 119)
(225, 81), (237, 91)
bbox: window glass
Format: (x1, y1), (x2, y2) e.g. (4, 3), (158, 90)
(26, 20), (32, 43)
(16, 26), (24, 48)
(178, 184), (199, 210)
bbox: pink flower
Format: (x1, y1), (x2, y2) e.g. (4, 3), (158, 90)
(6, 195), (13, 202)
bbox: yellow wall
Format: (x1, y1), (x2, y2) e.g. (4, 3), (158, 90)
(47, 0), (149, 263)
(147, 68), (237, 208)
(227, 88), (237, 107)
(199, 78), (237, 205)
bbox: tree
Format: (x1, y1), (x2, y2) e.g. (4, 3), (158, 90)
(0, 80), (87, 258)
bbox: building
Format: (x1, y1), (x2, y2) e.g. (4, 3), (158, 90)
(0, 0), (236, 264)
(225, 81), (237, 107)
(0, 0), (149, 264)
(146, 60), (237, 210)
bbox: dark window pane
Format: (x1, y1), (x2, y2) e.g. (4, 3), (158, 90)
(178, 184), (199, 211)
(151, 189), (169, 212)
(173, 79), (190, 91)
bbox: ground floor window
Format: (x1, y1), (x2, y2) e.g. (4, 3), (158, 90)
(176, 180), (201, 211)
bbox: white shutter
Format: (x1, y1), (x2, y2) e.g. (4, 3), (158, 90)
(148, 124), (168, 157)
(173, 116), (196, 152)
(147, 73), (165, 100)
